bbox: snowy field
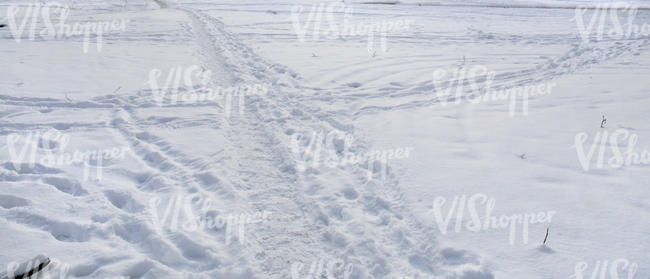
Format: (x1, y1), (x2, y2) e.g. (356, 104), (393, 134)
(1, 0), (649, 278)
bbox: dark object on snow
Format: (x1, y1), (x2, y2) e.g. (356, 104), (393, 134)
(542, 227), (549, 245)
(0, 255), (51, 279)
(600, 115), (607, 128)
(0, 24), (7, 28)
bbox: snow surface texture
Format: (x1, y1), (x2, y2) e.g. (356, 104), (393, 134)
(1, 0), (649, 278)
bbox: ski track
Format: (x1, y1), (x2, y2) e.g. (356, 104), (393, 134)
(298, 37), (650, 119)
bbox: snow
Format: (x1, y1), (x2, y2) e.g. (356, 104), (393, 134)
(1, 0), (649, 278)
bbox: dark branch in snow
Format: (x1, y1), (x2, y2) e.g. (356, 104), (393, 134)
(543, 227), (549, 245)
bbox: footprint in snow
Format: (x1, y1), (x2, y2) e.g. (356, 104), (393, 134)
(347, 82), (362, 88)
